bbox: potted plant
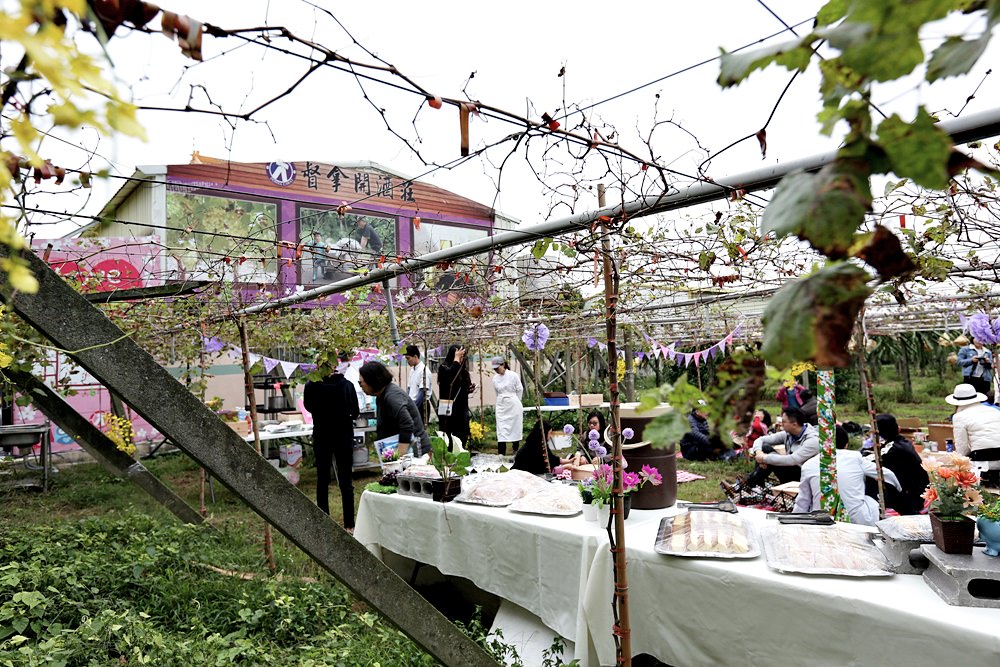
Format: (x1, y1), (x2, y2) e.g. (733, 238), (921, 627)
(976, 498), (1000, 557)
(921, 453), (984, 554)
(622, 464), (663, 520)
(579, 464), (613, 522)
(429, 434), (471, 502)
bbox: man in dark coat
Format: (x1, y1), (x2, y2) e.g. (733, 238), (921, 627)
(679, 406), (728, 461)
(865, 413), (930, 515)
(303, 364), (360, 530)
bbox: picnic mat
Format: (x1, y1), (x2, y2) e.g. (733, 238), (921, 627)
(676, 470), (706, 484)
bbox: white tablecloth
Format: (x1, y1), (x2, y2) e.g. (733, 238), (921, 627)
(355, 494), (1000, 667)
(584, 508), (1000, 667)
(355, 491), (664, 643)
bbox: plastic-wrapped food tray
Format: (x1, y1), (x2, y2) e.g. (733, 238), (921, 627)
(507, 484), (583, 516)
(876, 515), (932, 542)
(761, 523), (894, 577)
(653, 511), (760, 558)
(454, 470), (551, 507)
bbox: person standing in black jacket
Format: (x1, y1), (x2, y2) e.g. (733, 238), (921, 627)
(303, 363), (360, 530)
(437, 344), (475, 451)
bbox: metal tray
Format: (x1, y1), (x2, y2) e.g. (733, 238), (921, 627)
(653, 513), (760, 559)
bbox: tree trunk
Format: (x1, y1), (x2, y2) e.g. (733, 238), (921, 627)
(900, 339), (913, 403)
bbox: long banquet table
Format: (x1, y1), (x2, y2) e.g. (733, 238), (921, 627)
(354, 492), (1000, 667)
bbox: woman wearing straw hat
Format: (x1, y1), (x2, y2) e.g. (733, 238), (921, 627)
(491, 356), (523, 456)
(947, 383), (1000, 475)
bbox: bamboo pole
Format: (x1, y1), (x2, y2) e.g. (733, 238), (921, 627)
(599, 183), (631, 666)
(855, 317), (887, 519)
(237, 316), (277, 573)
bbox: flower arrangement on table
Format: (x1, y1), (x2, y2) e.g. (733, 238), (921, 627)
(922, 453), (984, 518)
(380, 446), (400, 463)
(578, 464), (614, 508)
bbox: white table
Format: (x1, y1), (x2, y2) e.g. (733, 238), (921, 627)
(355, 494), (1000, 667)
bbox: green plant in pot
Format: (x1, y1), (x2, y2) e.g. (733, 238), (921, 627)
(922, 453), (984, 554)
(976, 498), (1000, 557)
(430, 434), (470, 502)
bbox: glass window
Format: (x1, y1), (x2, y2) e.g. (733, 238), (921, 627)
(299, 208), (396, 285)
(165, 189), (278, 283)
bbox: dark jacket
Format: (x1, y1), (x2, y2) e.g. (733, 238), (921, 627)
(680, 410), (717, 461)
(879, 439), (929, 515)
(376, 383), (431, 456)
(512, 441), (560, 475)
(437, 360), (472, 413)
(303, 374), (359, 446)
(799, 397), (818, 426)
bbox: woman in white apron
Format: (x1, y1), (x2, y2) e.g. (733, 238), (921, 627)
(491, 356), (523, 456)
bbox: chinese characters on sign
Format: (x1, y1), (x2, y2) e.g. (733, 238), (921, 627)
(293, 163), (416, 203)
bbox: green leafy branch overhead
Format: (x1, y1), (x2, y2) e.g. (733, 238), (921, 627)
(719, 0), (1000, 368)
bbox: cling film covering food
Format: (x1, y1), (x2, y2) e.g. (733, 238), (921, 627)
(761, 524), (894, 576)
(876, 515), (933, 542)
(454, 470), (552, 507)
(653, 511), (759, 558)
(507, 483), (584, 516)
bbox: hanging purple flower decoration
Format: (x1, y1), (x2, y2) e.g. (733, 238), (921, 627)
(563, 424), (575, 435)
(522, 323), (550, 351)
(622, 427), (635, 441)
(588, 439), (601, 451)
(201, 336), (227, 354)
(588, 429), (600, 441)
(587, 337), (599, 349)
(965, 313), (1000, 345)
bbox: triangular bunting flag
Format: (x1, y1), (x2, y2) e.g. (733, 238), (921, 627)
(263, 356), (280, 374)
(279, 360), (299, 378)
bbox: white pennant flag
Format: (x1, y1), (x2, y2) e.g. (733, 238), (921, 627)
(279, 360), (299, 378)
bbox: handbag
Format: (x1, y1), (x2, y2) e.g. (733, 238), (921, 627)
(438, 399), (454, 416)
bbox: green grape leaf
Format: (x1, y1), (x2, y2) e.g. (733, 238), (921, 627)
(698, 251), (716, 272)
(816, 0), (849, 26)
(642, 411), (690, 450)
(718, 39), (813, 87)
(762, 162), (871, 259)
(761, 263), (872, 369)
(877, 109), (952, 190)
(926, 35), (991, 82)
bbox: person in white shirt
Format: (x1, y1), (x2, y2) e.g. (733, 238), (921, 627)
(948, 383), (1000, 478)
(795, 425), (901, 526)
(491, 356), (524, 456)
(404, 345), (432, 422)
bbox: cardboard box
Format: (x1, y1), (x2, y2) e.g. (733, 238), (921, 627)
(277, 411), (304, 423)
(568, 394), (604, 408)
(279, 443), (303, 467)
(927, 423), (954, 447)
(226, 420), (251, 437)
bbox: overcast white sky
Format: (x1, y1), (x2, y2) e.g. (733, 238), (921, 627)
(21, 0), (1000, 235)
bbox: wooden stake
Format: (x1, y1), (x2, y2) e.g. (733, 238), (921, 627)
(237, 316), (277, 573)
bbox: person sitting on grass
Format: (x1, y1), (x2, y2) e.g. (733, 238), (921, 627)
(861, 414), (928, 515)
(679, 403), (732, 461)
(795, 425), (901, 526)
(722, 407), (817, 502)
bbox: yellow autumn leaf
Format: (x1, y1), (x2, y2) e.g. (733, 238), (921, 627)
(48, 101), (96, 128)
(8, 263), (39, 293)
(0, 347), (13, 368)
(106, 102), (147, 140)
(10, 114), (42, 165)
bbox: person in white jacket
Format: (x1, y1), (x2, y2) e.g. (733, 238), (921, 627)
(795, 425), (901, 526)
(948, 383), (1000, 474)
(491, 356), (523, 456)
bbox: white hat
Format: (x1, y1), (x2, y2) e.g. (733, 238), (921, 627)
(946, 383), (987, 406)
(490, 356), (506, 370)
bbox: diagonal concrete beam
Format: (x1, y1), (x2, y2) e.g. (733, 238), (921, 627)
(0, 247), (498, 667)
(2, 368), (205, 526)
